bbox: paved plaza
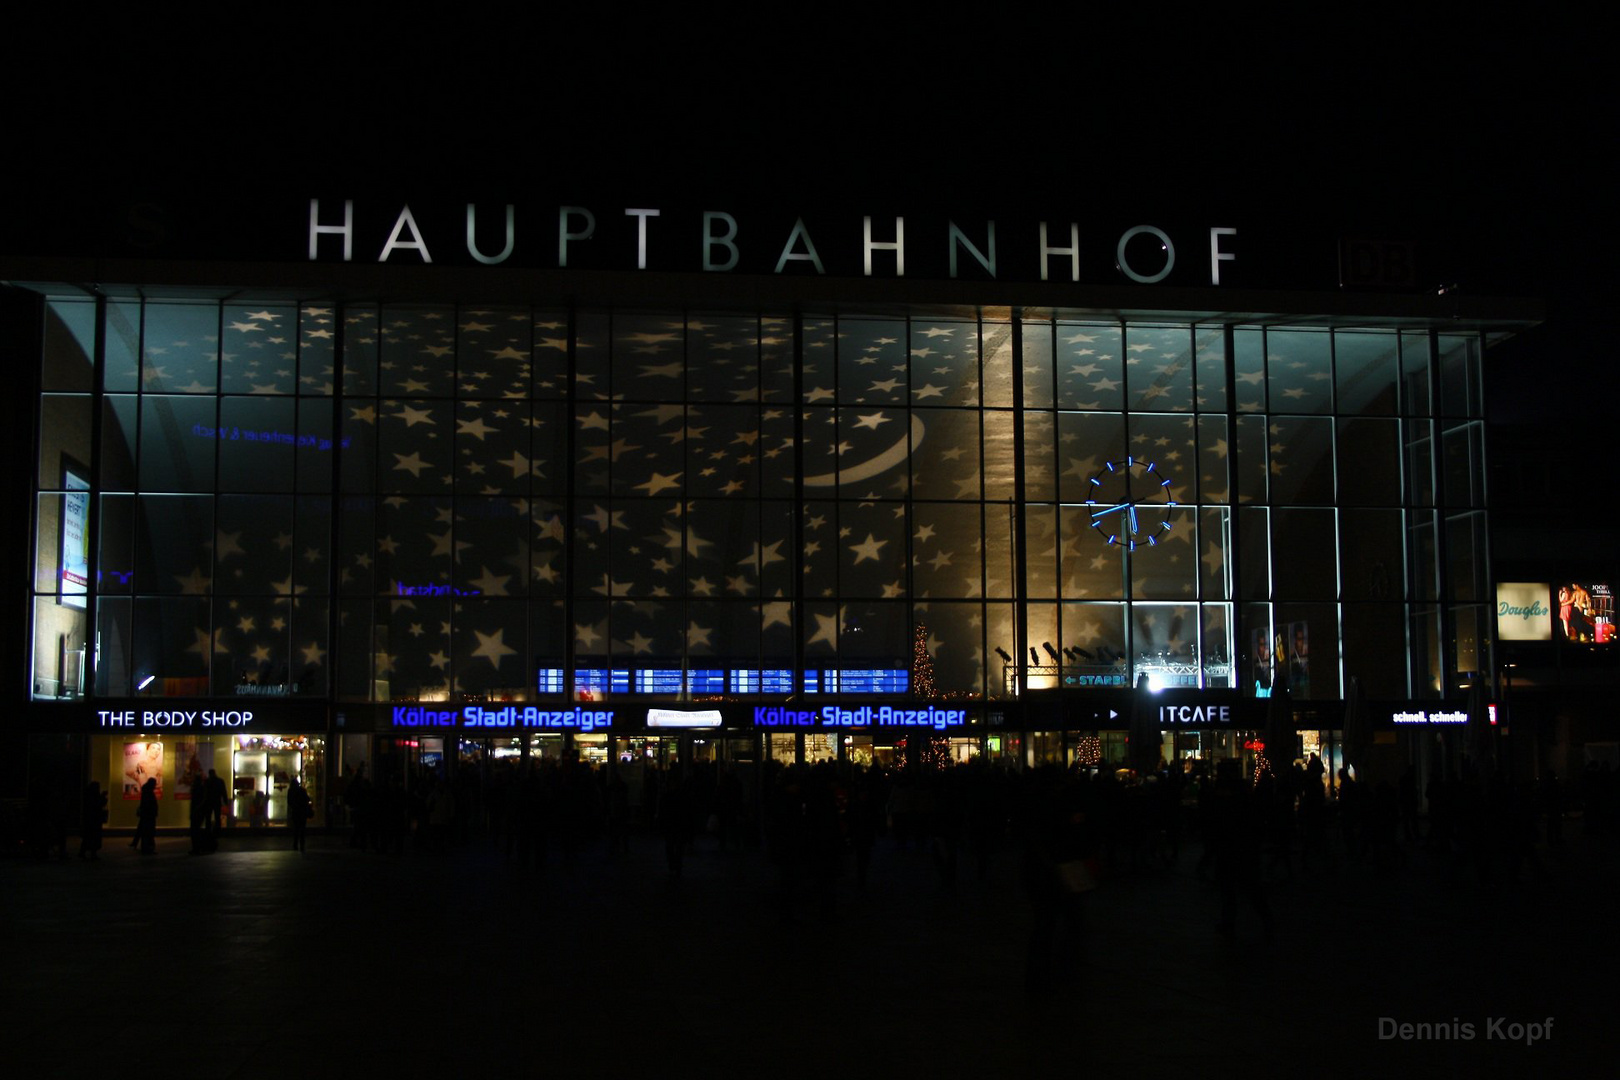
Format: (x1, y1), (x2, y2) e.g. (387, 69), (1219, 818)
(3, 824), (1612, 1077)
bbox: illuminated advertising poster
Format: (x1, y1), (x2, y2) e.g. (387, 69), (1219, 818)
(1250, 628), (1276, 696)
(1555, 582), (1614, 644)
(1496, 582), (1553, 641)
(60, 469), (89, 609)
(1287, 622), (1311, 698)
(174, 741), (213, 800)
(122, 741), (164, 801)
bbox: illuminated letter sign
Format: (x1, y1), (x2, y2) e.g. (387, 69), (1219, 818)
(1157, 704), (1233, 724)
(1115, 225), (1175, 284)
(460, 706), (614, 731)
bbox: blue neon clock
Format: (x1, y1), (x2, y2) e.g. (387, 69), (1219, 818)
(1085, 457), (1176, 550)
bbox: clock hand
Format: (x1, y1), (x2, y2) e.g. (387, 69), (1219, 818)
(1090, 502), (1129, 520)
(1128, 505), (1138, 534)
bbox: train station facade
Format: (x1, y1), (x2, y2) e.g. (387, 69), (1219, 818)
(6, 195), (1535, 825)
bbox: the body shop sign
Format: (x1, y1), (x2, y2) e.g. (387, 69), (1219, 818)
(1497, 582), (1552, 641)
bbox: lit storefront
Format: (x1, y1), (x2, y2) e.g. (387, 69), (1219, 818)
(8, 195), (1536, 808)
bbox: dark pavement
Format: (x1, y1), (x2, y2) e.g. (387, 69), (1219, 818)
(3, 823), (1613, 1078)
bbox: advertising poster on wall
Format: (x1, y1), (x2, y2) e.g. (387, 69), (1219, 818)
(60, 469), (89, 609)
(174, 741), (213, 800)
(1556, 582), (1614, 644)
(1250, 628), (1275, 696)
(121, 741), (163, 800)
(1287, 622), (1311, 698)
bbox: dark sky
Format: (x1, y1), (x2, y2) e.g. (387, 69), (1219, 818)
(6, 30), (1606, 422)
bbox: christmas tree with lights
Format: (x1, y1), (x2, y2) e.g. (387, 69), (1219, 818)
(910, 624), (950, 770)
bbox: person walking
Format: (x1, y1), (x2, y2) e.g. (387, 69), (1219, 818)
(288, 778), (312, 852)
(135, 777), (159, 855)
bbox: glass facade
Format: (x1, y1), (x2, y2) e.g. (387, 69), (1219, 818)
(29, 297), (1492, 710)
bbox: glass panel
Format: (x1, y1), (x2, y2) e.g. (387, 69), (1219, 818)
(1407, 510), (1440, 602)
(838, 319), (907, 406)
(219, 397), (297, 492)
(298, 303), (337, 395)
(1025, 504), (1058, 599)
(1265, 329), (1332, 413)
(1202, 603), (1235, 688)
(533, 309), (568, 400)
(141, 303), (218, 393)
(983, 410), (1018, 500)
(1019, 316), (1053, 409)
(376, 398), (452, 494)
(1194, 325), (1227, 413)
(1197, 415), (1229, 504)
(101, 395), (138, 491)
(104, 301), (141, 392)
(132, 596), (213, 696)
(214, 495), (293, 595)
(1442, 422), (1486, 507)
(1446, 511), (1488, 603)
(1061, 602), (1127, 685)
(455, 400), (535, 495)
(1125, 325), (1194, 412)
(1055, 323), (1122, 411)
(221, 303), (296, 395)
(911, 319), (978, 406)
(98, 494), (134, 595)
(1056, 412), (1125, 504)
(1129, 506), (1197, 599)
(1233, 415), (1268, 504)
(1198, 507), (1232, 600)
(453, 600), (529, 699)
(1272, 509), (1337, 600)
(95, 596), (132, 697)
(1334, 330), (1398, 415)
(1019, 411), (1055, 501)
(913, 409), (981, 500)
(1238, 507), (1270, 601)
(1339, 509), (1404, 602)
(457, 305), (530, 400)
(1342, 603), (1407, 698)
(1337, 418), (1400, 506)
(1060, 505), (1125, 600)
(42, 300), (96, 392)
(919, 602), (984, 697)
(33, 595), (90, 699)
(1232, 328), (1266, 413)
(688, 314), (757, 403)
(136, 495), (213, 595)
(1400, 331), (1431, 416)
(1438, 334), (1482, 417)
(1240, 603), (1276, 696)
(1135, 603), (1200, 690)
(378, 305), (455, 398)
(1267, 416), (1334, 504)
(1024, 602), (1058, 689)
(38, 395), (91, 489)
(140, 396), (217, 491)
(913, 504), (983, 599)
(982, 320), (1014, 408)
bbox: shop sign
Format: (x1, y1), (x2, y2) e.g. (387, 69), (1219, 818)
(752, 704), (966, 731)
(647, 709), (722, 729)
(1496, 582), (1552, 641)
(1156, 703), (1233, 724)
(98, 709), (256, 729)
(1391, 709), (1468, 725)
(391, 705), (615, 730)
